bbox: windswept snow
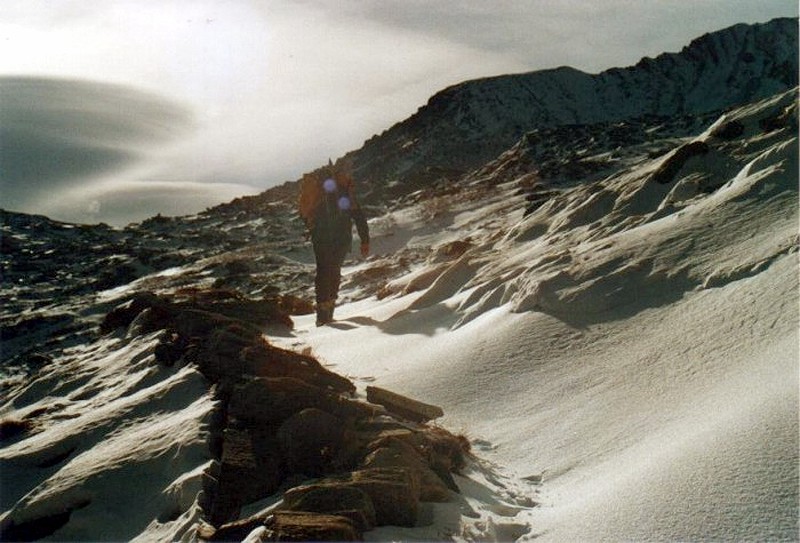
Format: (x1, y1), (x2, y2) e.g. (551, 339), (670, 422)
(274, 88), (799, 541)
(1, 80), (796, 543)
(0, 332), (214, 541)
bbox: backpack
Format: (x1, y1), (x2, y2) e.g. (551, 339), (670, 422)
(298, 168), (356, 244)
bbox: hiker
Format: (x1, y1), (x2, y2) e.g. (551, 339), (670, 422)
(299, 161), (369, 326)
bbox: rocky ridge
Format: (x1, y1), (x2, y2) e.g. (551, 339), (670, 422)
(213, 18), (797, 212)
(344, 17), (797, 202)
(0, 200), (310, 381)
(1, 287), (470, 541)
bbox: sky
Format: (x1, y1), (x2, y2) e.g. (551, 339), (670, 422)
(1, 0), (796, 225)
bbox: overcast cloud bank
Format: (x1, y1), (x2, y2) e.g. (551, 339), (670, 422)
(1, 1), (796, 225)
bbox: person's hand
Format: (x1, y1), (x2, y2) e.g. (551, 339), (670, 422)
(360, 242), (370, 258)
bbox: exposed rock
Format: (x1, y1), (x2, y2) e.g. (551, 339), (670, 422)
(127, 306), (175, 337)
(281, 484), (377, 532)
(229, 377), (333, 426)
(414, 426), (470, 475)
(240, 343), (355, 394)
(201, 516), (268, 542)
(343, 468), (421, 527)
(433, 240), (474, 262)
(209, 428), (283, 525)
(99, 291), (168, 334)
(153, 332), (186, 366)
(0, 498), (91, 542)
(711, 120), (745, 140)
(24, 352), (53, 368)
(264, 511), (361, 541)
(193, 324), (260, 382)
(228, 377), (370, 427)
(366, 425), (469, 478)
(277, 408), (345, 477)
(361, 438), (452, 502)
(97, 288), (463, 536)
(103, 289), (296, 340)
(402, 263), (449, 295)
(0, 417), (33, 442)
(272, 294), (315, 316)
(650, 141), (710, 185)
(285, 467), (420, 528)
(171, 288), (294, 329)
(366, 386), (444, 423)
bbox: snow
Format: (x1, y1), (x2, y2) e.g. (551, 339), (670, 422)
(1, 83), (796, 541)
(0, 333), (215, 541)
(270, 89), (799, 541)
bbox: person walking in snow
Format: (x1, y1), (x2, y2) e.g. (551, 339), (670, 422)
(299, 160), (369, 326)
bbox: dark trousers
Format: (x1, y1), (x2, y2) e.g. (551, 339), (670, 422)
(313, 241), (349, 305)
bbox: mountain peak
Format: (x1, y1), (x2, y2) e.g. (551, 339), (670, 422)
(341, 17), (797, 203)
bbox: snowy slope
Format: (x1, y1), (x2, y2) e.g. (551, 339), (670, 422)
(0, 332), (214, 541)
(1, 27), (797, 542)
(274, 87), (799, 541)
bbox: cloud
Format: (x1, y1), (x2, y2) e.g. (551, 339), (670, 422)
(338, 0), (798, 73)
(2, 1), (531, 225)
(0, 77), (195, 218)
(1, 1), (796, 225)
(0, 77), (261, 226)
(109, 0), (534, 192)
(43, 178), (259, 226)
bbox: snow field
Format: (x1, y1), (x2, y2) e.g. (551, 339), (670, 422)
(275, 89), (799, 540)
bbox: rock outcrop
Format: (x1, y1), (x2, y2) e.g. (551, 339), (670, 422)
(101, 288), (469, 541)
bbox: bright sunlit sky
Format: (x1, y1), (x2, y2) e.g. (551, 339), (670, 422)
(1, 0), (796, 225)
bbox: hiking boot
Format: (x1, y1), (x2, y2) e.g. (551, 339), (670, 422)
(315, 300), (335, 326)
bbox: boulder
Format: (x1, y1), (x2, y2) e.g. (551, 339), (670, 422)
(650, 140), (709, 185)
(171, 288), (294, 329)
(206, 324), (262, 358)
(365, 386), (444, 423)
(194, 352), (248, 384)
(277, 408), (345, 477)
(209, 428), (283, 525)
(100, 291), (169, 334)
(153, 337), (184, 366)
(0, 418), (33, 442)
(126, 306), (174, 337)
(228, 377), (331, 425)
(433, 239), (473, 262)
(201, 516), (268, 542)
(361, 438), (452, 502)
(173, 309), (258, 341)
(281, 484), (376, 532)
(240, 343), (356, 394)
(264, 511), (360, 541)
(228, 377), (371, 427)
(193, 324), (262, 381)
(271, 294), (314, 316)
(346, 468), (420, 527)
(368, 425), (470, 475)
(287, 468), (420, 527)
